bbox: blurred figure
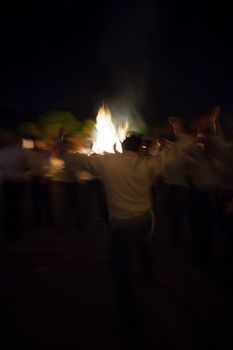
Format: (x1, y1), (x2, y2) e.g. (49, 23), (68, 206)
(26, 139), (53, 228)
(64, 138), (108, 231)
(56, 138), (80, 230)
(0, 131), (28, 240)
(155, 128), (190, 244)
(150, 136), (173, 224)
(170, 107), (227, 266)
(191, 108), (229, 266)
(171, 116), (214, 265)
(89, 134), (154, 345)
(75, 170), (108, 231)
(64, 134), (154, 344)
(65, 131), (198, 345)
(75, 139), (103, 230)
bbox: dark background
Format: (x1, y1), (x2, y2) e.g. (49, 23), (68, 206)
(1, 1), (233, 127)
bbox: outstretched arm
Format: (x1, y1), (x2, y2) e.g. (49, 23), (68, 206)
(191, 105), (222, 137)
(63, 152), (104, 178)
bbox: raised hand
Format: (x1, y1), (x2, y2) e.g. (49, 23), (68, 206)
(168, 117), (181, 127)
(210, 105), (221, 124)
(193, 105), (221, 134)
(168, 117), (184, 134)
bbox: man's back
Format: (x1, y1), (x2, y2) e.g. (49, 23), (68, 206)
(86, 151), (156, 219)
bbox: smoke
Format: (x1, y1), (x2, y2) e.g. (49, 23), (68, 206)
(97, 1), (157, 133)
(108, 92), (147, 134)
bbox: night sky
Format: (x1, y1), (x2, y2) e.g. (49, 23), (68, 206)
(1, 1), (233, 127)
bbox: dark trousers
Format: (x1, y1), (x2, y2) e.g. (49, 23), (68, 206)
(2, 180), (24, 240)
(188, 188), (214, 265)
(31, 177), (53, 227)
(52, 181), (79, 230)
(77, 179), (108, 230)
(110, 212), (153, 341)
(63, 181), (79, 228)
(164, 184), (189, 242)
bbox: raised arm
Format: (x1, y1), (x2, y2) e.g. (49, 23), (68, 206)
(168, 117), (186, 137)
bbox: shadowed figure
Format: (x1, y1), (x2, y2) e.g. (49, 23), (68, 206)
(0, 131), (28, 240)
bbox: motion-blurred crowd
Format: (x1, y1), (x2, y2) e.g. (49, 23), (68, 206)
(0, 105), (233, 266)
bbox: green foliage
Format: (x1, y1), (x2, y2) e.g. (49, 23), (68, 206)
(18, 122), (41, 139)
(38, 111), (81, 138)
(79, 119), (95, 136)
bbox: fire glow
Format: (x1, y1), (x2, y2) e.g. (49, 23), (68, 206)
(92, 105), (129, 154)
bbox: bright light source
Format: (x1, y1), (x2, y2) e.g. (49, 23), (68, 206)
(92, 105), (128, 154)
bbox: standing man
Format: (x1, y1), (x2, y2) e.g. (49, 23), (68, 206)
(64, 131), (194, 344)
(65, 134), (156, 342)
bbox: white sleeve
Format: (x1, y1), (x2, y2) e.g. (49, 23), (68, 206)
(150, 135), (196, 178)
(63, 153), (103, 177)
(81, 154), (104, 177)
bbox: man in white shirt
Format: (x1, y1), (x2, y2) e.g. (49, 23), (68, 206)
(64, 134), (156, 340)
(64, 131), (195, 343)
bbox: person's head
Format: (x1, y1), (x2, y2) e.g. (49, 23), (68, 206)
(122, 133), (142, 153)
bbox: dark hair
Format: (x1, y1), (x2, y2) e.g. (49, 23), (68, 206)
(122, 133), (142, 152)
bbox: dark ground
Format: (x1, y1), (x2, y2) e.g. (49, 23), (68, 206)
(0, 182), (233, 349)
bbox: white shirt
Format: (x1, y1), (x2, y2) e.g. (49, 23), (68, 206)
(0, 145), (28, 181)
(158, 140), (192, 187)
(160, 134), (227, 190)
(84, 152), (158, 219)
(65, 135), (224, 219)
(26, 149), (51, 178)
(185, 138), (226, 189)
(65, 138), (193, 219)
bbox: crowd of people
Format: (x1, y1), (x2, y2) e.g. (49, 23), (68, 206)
(0, 106), (232, 259)
(1, 105), (233, 344)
